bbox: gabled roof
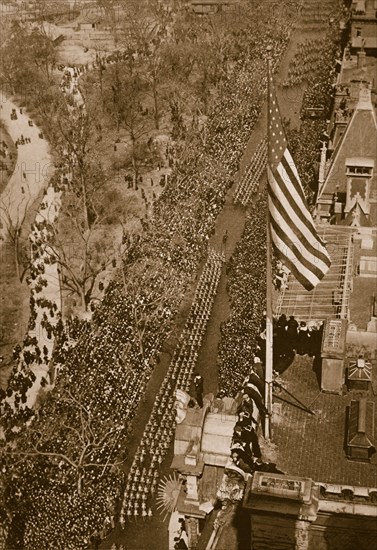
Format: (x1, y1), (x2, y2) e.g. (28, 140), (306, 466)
(343, 204), (372, 226)
(348, 399), (375, 448)
(318, 90), (377, 200)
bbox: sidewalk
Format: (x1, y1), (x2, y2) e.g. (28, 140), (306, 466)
(0, 96), (52, 242)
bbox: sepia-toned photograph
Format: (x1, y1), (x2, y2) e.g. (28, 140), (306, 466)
(0, 1), (376, 549)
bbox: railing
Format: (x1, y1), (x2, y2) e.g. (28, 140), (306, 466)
(274, 227), (355, 320)
(274, 282), (286, 317)
(340, 233), (354, 319)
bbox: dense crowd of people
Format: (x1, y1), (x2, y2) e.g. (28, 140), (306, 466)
(0, 138), (13, 179)
(0, 1), (326, 547)
(300, 38), (341, 114)
(282, 25), (342, 196)
(120, 249), (224, 524)
(217, 197), (267, 396)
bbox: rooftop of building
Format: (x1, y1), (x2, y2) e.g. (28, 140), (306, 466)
(351, 0), (377, 18)
(349, 232), (377, 325)
(272, 353), (377, 489)
(319, 87), (377, 212)
(340, 55), (377, 96)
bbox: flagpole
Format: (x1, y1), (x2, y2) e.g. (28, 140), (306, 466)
(265, 45), (274, 440)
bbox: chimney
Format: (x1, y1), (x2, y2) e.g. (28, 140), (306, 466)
(357, 41), (366, 68)
(357, 50), (366, 68)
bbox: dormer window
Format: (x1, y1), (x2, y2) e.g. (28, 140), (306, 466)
(354, 1), (366, 15)
(345, 158), (374, 215)
(346, 165), (372, 176)
(346, 158), (374, 177)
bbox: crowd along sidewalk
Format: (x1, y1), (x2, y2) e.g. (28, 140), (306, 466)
(22, 66), (85, 407)
(0, 96), (61, 410)
(0, 66), (85, 409)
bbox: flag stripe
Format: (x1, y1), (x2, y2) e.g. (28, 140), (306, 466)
(273, 163), (329, 259)
(269, 194), (327, 276)
(269, 170), (331, 270)
(267, 68), (331, 290)
(270, 223), (321, 290)
(280, 153), (329, 247)
(281, 151), (309, 210)
(271, 239), (317, 290)
(269, 200), (329, 284)
(268, 194), (331, 278)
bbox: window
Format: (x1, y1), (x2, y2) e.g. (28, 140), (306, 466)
(346, 166), (372, 176)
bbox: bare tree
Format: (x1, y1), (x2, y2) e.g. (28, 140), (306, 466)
(120, 255), (178, 361)
(43, 198), (121, 312)
(2, 388), (126, 496)
(0, 194), (31, 281)
(105, 66), (153, 185)
(56, 109), (99, 231)
(133, 0), (173, 130)
(28, 27), (57, 84)
(0, 21), (57, 96)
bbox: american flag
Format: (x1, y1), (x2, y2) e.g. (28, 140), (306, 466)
(267, 69), (331, 291)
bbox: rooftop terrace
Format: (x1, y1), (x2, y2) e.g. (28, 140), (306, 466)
(272, 354), (377, 488)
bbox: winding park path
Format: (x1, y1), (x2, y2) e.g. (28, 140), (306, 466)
(0, 96), (53, 242)
(1, 64), (85, 410)
(0, 96), (61, 408)
(0, 63), (88, 410)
